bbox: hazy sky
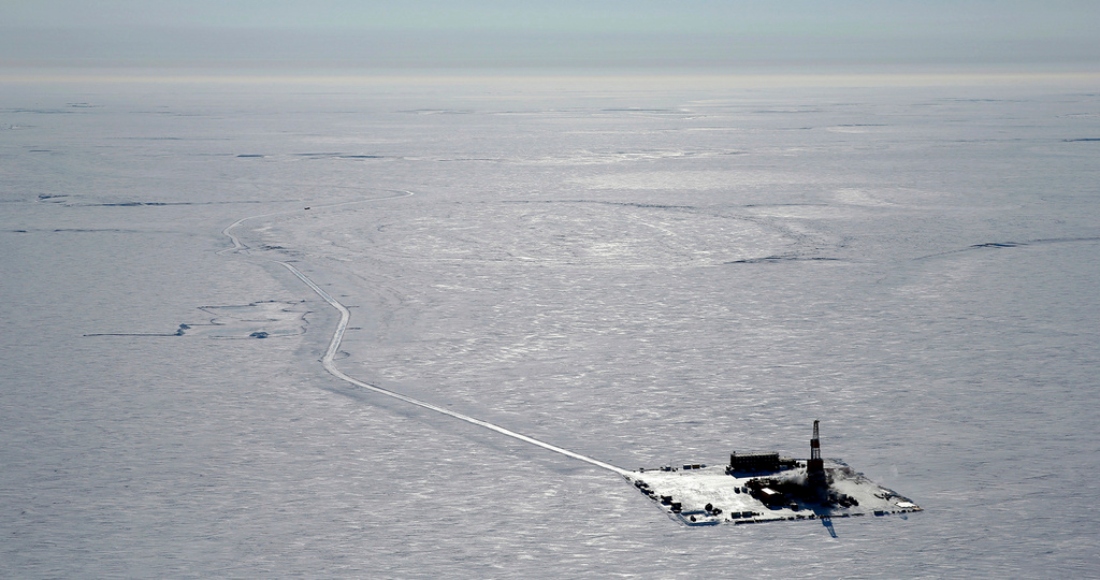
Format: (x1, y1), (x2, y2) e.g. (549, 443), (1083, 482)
(2, 1), (1098, 69)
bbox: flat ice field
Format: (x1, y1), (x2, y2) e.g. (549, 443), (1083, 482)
(2, 74), (1099, 577)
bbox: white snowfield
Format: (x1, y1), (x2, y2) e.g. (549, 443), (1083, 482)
(3, 75), (1099, 578)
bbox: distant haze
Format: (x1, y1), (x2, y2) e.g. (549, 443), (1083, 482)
(2, 0), (1099, 70)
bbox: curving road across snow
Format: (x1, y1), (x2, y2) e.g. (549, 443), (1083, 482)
(224, 192), (629, 476)
(278, 261), (629, 475)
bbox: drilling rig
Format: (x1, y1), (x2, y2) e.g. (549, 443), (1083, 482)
(807, 420), (826, 487)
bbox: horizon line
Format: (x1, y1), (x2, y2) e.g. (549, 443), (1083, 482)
(4, 67), (1100, 88)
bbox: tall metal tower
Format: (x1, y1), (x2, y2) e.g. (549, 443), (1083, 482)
(807, 420), (825, 482)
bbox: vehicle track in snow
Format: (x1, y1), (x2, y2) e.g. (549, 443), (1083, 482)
(223, 191), (629, 476)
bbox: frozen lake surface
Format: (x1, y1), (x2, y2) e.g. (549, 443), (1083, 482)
(2, 75), (1098, 577)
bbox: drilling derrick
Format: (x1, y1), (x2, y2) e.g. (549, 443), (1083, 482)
(807, 420), (826, 484)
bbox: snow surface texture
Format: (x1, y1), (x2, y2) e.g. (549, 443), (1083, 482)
(2, 78), (1099, 577)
